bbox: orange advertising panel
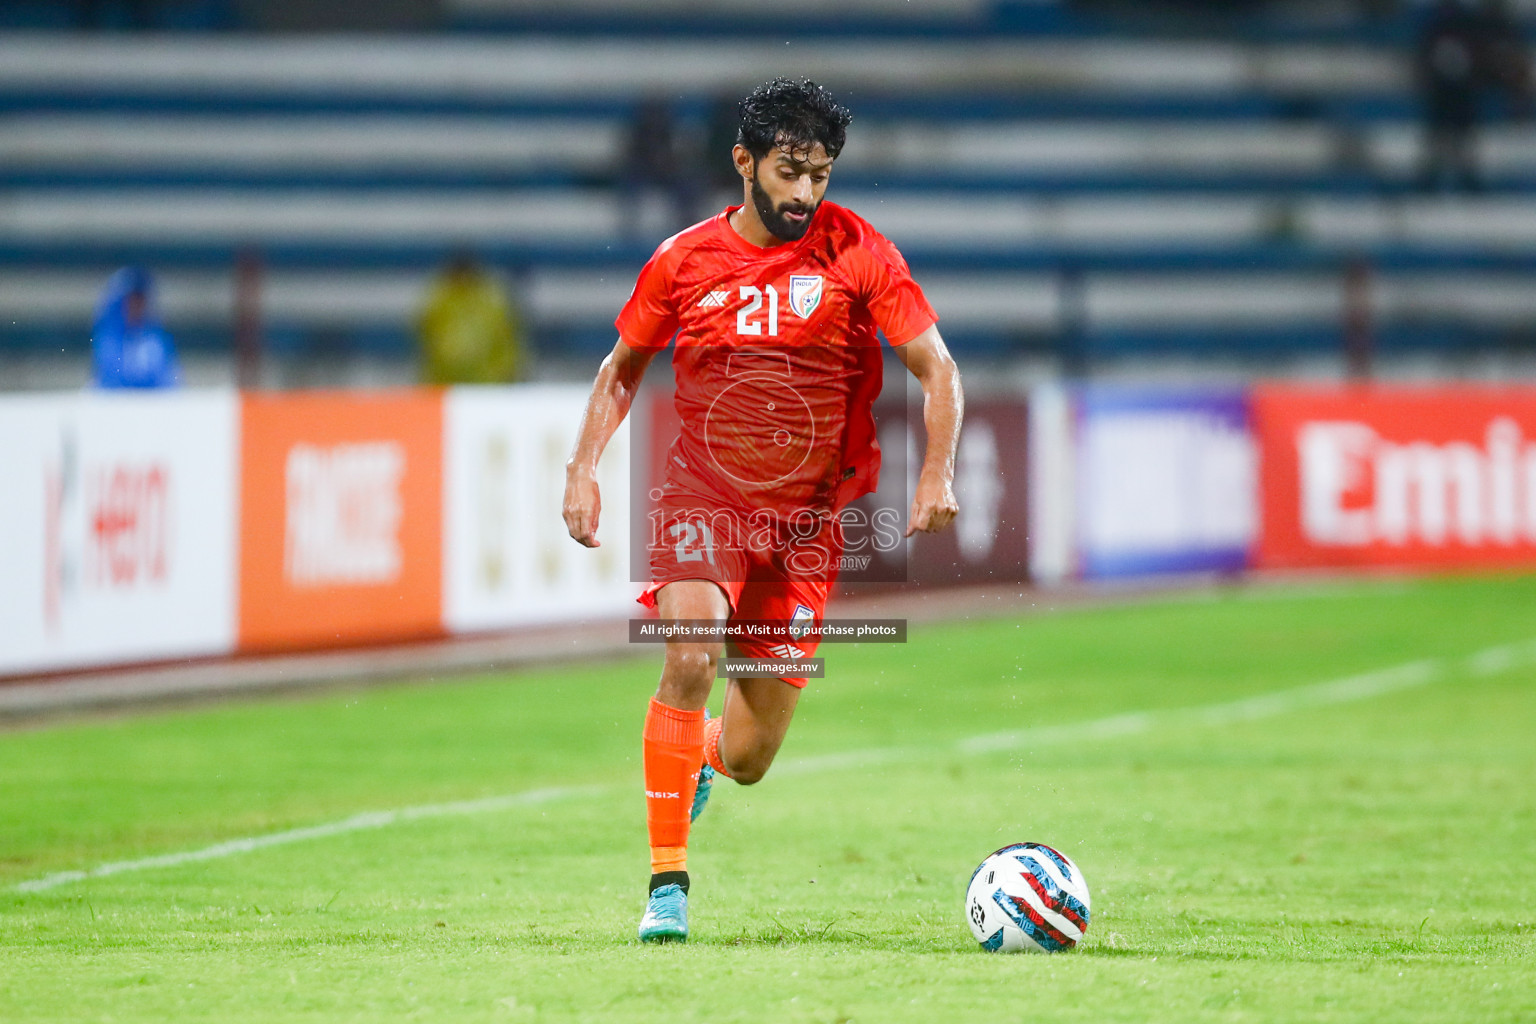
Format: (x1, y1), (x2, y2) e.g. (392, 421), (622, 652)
(1254, 384), (1536, 570)
(239, 390), (444, 651)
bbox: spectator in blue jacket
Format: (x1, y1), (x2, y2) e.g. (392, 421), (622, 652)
(91, 267), (181, 389)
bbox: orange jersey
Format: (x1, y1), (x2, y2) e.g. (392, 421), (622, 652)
(617, 201), (937, 516)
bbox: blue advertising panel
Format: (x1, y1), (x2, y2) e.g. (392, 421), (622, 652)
(1075, 387), (1257, 579)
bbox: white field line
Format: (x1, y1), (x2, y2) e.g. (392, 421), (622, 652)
(14, 785), (603, 894)
(955, 658), (1443, 755)
(14, 640), (1536, 896)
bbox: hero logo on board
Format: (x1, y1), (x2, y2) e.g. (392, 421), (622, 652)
(1298, 417), (1536, 547)
(89, 462), (171, 587)
(45, 431), (173, 631)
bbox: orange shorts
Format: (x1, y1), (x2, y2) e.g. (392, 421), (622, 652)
(638, 497), (842, 687)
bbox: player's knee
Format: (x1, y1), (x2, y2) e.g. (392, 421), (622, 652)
(729, 761), (768, 786)
(659, 644), (715, 701)
(661, 643), (714, 680)
(724, 747), (773, 785)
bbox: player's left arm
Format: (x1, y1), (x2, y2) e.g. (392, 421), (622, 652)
(894, 325), (963, 537)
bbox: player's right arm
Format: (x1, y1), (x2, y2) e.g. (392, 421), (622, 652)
(563, 339), (657, 547)
(567, 228), (686, 546)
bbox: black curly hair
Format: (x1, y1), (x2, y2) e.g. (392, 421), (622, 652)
(736, 78), (853, 162)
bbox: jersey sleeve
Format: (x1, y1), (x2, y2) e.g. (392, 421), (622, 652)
(615, 239), (683, 350)
(858, 232), (938, 346)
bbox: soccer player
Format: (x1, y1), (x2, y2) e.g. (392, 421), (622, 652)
(562, 78), (963, 943)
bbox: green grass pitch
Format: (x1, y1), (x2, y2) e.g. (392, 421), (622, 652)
(2, 574), (1534, 1022)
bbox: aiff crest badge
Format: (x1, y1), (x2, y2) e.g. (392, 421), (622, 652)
(789, 275), (823, 319)
(789, 603), (816, 641)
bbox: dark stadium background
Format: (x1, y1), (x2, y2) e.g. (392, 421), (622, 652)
(7, 0), (1536, 387)
(5, 0), (1536, 686)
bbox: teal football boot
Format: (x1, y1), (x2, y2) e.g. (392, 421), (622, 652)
(691, 763), (715, 823)
(638, 883), (688, 943)
(692, 709), (716, 823)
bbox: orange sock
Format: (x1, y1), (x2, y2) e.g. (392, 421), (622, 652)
(643, 698), (706, 875)
(703, 715), (733, 779)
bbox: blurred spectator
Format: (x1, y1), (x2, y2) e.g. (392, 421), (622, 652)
(91, 267), (181, 389)
(1416, 0), (1486, 191)
(415, 252), (525, 385)
(621, 98), (696, 236)
(701, 93), (746, 211)
(1481, 0), (1533, 115)
(1415, 0), (1532, 192)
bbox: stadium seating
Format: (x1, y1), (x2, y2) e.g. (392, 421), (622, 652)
(4, 2), (1536, 378)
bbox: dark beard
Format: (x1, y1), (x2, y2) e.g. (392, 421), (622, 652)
(750, 175), (818, 242)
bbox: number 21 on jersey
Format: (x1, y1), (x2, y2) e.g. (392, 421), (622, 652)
(737, 285), (779, 337)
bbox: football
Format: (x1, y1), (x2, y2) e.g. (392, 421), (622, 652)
(965, 842), (1092, 953)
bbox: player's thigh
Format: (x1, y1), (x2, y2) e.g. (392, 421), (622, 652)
(654, 578), (732, 621)
(714, 578), (828, 772)
(718, 670), (802, 783)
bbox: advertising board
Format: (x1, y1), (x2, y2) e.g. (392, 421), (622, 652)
(1076, 388), (1257, 579)
(1255, 385), (1536, 569)
(860, 395), (1030, 587)
(0, 391), (238, 675)
(238, 390), (443, 650)
(443, 386), (635, 632)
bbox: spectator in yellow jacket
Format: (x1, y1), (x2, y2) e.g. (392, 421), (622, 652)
(416, 253), (525, 384)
